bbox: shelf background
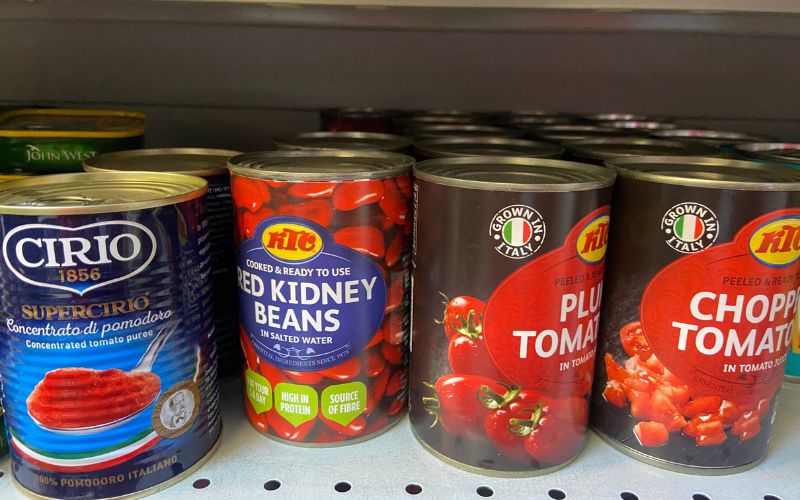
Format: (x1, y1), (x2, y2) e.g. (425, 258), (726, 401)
(1, 380), (798, 499)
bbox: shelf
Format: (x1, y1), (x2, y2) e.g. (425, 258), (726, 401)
(1, 380), (797, 499)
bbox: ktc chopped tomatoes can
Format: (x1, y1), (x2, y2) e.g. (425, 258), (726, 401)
(0, 173), (221, 498)
(593, 156), (800, 473)
(409, 156), (615, 476)
(84, 148), (243, 380)
(229, 150), (414, 446)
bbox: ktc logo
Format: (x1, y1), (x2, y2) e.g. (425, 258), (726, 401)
(262, 223), (323, 262)
(577, 214), (610, 264)
(749, 217), (800, 267)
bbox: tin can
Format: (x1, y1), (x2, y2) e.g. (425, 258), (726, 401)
(394, 114), (483, 134)
(273, 131), (412, 153)
(598, 120), (678, 133)
(414, 137), (564, 160)
(0, 172), (221, 498)
(651, 130), (777, 152)
(0, 108), (145, 173)
(565, 138), (719, 165)
(230, 150), (414, 446)
(83, 148), (243, 380)
(410, 157), (615, 476)
(499, 115), (574, 129)
(733, 143), (800, 169)
(409, 124), (522, 140)
(531, 125), (631, 143)
(592, 156), (800, 473)
(584, 113), (671, 123)
(319, 108), (395, 133)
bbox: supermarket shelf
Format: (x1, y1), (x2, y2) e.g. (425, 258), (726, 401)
(2, 0), (800, 35)
(1, 381), (797, 499)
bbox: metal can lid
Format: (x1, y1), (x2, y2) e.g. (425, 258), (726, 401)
(272, 132), (412, 152)
(584, 112), (670, 122)
(532, 125), (628, 141)
(733, 143), (800, 166)
(414, 156), (615, 192)
(607, 156), (800, 191)
(84, 148), (241, 176)
(599, 120), (678, 131)
(0, 172), (207, 215)
(652, 130), (778, 147)
(229, 150), (414, 182)
(566, 137), (718, 161)
(320, 107), (393, 119)
(414, 137), (564, 159)
(503, 115), (573, 127)
(0, 108), (146, 139)
(412, 109), (478, 118)
(409, 124), (522, 139)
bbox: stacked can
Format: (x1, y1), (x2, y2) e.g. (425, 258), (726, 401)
(592, 156), (800, 472)
(565, 138), (718, 165)
(320, 108), (395, 133)
(414, 137), (564, 160)
(0, 173), (221, 498)
(410, 156), (615, 475)
(408, 124), (521, 141)
(651, 130), (776, 154)
(84, 148), (243, 379)
(230, 150), (414, 445)
(531, 125), (630, 144)
(273, 131), (412, 153)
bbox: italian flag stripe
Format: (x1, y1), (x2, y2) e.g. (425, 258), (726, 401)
(503, 219), (531, 245)
(675, 215), (703, 240)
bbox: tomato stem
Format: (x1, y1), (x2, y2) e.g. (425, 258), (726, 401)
(508, 405), (543, 437)
(478, 384), (520, 410)
(422, 381), (442, 428)
(453, 309), (483, 340)
(433, 292), (449, 325)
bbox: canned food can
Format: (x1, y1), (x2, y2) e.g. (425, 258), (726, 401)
(230, 150), (414, 446)
(273, 131), (412, 153)
(319, 108), (395, 133)
(592, 156), (800, 473)
(84, 148), (243, 380)
(651, 130), (777, 152)
(410, 157), (615, 476)
(499, 115), (574, 129)
(394, 114), (483, 134)
(0, 172), (221, 498)
(531, 125), (631, 143)
(584, 113), (671, 123)
(0, 108), (145, 173)
(598, 120), (678, 133)
(565, 138), (719, 165)
(409, 124), (522, 140)
(733, 143), (800, 169)
(414, 137), (563, 160)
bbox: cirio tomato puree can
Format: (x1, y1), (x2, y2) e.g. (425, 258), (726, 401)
(84, 148), (243, 380)
(592, 156), (800, 473)
(409, 157), (616, 475)
(229, 150), (414, 445)
(0, 173), (221, 498)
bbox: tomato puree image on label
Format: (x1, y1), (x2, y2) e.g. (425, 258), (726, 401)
(230, 151), (413, 446)
(408, 157), (615, 476)
(592, 157), (800, 473)
(27, 368), (161, 430)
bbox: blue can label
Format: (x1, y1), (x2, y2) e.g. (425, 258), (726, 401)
(0, 198), (221, 499)
(237, 216), (386, 372)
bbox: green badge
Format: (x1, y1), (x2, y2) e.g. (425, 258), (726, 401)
(321, 382), (367, 426)
(274, 383), (318, 427)
(245, 369), (272, 414)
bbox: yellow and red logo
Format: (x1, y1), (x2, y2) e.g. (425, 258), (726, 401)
(749, 217), (800, 267)
(577, 214), (610, 264)
(262, 223), (323, 262)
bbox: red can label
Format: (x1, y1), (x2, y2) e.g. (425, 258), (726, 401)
(410, 173), (611, 474)
(232, 175), (411, 444)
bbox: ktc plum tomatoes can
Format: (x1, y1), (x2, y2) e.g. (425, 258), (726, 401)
(273, 131), (412, 153)
(229, 150), (414, 446)
(592, 156), (800, 473)
(0, 173), (221, 498)
(410, 157), (615, 476)
(84, 148), (244, 380)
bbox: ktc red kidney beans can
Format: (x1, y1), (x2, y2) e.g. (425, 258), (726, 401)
(409, 156), (615, 475)
(592, 156), (800, 473)
(229, 150), (414, 446)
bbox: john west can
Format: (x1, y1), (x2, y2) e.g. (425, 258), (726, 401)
(592, 156), (800, 473)
(84, 148), (243, 380)
(0, 173), (221, 498)
(410, 157), (615, 475)
(229, 150), (414, 445)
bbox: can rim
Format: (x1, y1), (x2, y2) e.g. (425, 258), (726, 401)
(733, 142), (800, 165)
(599, 120), (678, 130)
(229, 150), (414, 181)
(414, 156), (616, 192)
(84, 148), (242, 176)
(606, 155), (800, 190)
(0, 172), (207, 215)
(0, 108), (146, 138)
(414, 136), (564, 159)
(652, 129), (777, 144)
(272, 131), (412, 152)
(583, 112), (668, 122)
(565, 137), (719, 160)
